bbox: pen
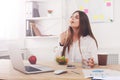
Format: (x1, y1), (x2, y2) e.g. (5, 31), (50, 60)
(71, 71), (80, 75)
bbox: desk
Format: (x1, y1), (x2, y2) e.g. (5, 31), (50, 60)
(0, 59), (120, 80)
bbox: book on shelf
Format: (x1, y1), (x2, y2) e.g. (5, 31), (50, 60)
(26, 1), (40, 18)
(33, 8), (40, 17)
(26, 21), (34, 36)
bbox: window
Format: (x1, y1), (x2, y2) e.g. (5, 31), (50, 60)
(0, 0), (25, 40)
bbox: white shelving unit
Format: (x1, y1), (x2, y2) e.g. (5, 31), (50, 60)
(24, 0), (63, 56)
(26, 35), (59, 39)
(25, 0), (63, 37)
(26, 16), (62, 20)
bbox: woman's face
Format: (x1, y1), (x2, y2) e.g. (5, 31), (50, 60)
(69, 12), (80, 28)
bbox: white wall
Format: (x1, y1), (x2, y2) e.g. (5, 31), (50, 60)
(89, 0), (120, 63)
(91, 0), (120, 49)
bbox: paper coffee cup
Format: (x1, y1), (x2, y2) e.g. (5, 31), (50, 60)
(98, 53), (108, 66)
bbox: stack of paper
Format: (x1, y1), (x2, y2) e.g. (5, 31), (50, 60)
(82, 69), (120, 80)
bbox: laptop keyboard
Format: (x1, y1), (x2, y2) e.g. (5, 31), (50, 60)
(25, 66), (41, 72)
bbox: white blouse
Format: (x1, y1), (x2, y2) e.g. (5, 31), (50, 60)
(57, 35), (98, 64)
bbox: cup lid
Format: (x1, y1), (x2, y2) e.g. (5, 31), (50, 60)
(97, 52), (108, 55)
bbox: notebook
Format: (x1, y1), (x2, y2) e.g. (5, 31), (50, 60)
(9, 49), (54, 74)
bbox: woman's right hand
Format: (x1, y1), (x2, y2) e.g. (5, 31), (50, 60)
(60, 31), (68, 46)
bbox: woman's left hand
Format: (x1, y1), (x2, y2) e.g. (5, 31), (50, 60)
(87, 58), (95, 68)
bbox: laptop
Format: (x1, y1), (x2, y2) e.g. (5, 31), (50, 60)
(9, 49), (54, 74)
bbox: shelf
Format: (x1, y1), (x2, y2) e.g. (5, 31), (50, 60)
(26, 35), (59, 39)
(26, 16), (62, 20)
(25, 0), (63, 37)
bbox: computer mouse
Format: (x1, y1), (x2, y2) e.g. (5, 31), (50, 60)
(54, 70), (67, 75)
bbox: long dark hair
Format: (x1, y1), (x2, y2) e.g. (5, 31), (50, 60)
(62, 10), (98, 56)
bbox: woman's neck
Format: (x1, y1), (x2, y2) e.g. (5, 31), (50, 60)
(73, 28), (79, 35)
(72, 28), (79, 42)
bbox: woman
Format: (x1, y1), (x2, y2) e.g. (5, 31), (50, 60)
(59, 10), (98, 68)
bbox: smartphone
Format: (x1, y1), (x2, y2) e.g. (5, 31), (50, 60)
(67, 64), (76, 69)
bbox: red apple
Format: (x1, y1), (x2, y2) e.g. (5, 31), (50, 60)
(28, 55), (37, 64)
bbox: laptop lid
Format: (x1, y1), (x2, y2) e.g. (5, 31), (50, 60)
(9, 49), (54, 74)
(9, 49), (26, 73)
